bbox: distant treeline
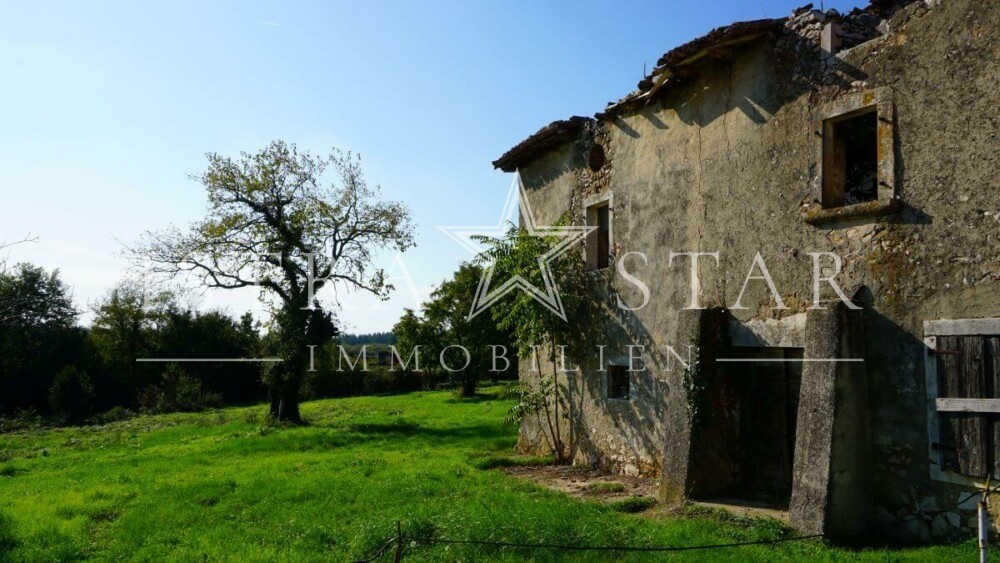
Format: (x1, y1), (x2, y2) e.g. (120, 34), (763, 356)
(0, 262), (515, 426)
(0, 263), (267, 424)
(339, 332), (396, 345)
(0, 263), (414, 425)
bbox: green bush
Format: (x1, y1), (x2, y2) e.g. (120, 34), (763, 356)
(303, 363), (434, 400)
(48, 366), (94, 424)
(0, 410), (43, 433)
(137, 364), (223, 413)
(92, 406), (135, 425)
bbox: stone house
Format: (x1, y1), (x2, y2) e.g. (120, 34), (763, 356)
(492, 0), (1000, 542)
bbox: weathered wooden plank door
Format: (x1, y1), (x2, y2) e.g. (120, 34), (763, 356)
(937, 336), (988, 477)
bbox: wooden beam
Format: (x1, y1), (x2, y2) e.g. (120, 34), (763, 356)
(708, 47), (734, 62)
(936, 398), (1000, 413)
(643, 69), (672, 102)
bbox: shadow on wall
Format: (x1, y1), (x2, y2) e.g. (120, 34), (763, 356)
(561, 275), (672, 476)
(860, 293), (975, 545)
(610, 29), (870, 136)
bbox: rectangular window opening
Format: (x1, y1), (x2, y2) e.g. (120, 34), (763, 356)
(586, 202), (611, 270)
(597, 206), (610, 269)
(607, 365), (629, 400)
(822, 109), (879, 209)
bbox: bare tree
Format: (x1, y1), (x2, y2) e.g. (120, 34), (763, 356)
(128, 141), (415, 421)
(0, 233), (40, 325)
(0, 233), (38, 274)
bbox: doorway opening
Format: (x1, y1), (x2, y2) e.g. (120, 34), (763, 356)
(688, 347), (803, 509)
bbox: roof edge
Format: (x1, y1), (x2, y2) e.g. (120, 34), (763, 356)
(492, 116), (594, 172)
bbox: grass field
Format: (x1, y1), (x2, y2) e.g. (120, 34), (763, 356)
(0, 388), (991, 561)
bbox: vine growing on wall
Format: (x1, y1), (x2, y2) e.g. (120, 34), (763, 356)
(681, 338), (708, 433)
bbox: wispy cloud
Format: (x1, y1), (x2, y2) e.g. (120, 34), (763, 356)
(259, 21), (280, 27)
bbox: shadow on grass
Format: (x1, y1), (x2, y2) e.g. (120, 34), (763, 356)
(348, 421), (512, 443)
(444, 390), (511, 403)
(472, 454), (553, 470)
(0, 510), (19, 553)
(216, 420), (513, 456)
(608, 496), (657, 514)
(0, 465), (23, 478)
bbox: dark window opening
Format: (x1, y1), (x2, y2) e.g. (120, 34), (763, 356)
(596, 206), (610, 269)
(935, 335), (1000, 478)
(586, 203), (611, 271)
(588, 144), (606, 172)
(822, 110), (878, 208)
(607, 365), (629, 400)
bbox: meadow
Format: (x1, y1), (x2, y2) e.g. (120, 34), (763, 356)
(0, 389), (990, 561)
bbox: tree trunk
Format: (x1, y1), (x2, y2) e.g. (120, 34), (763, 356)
(275, 345), (305, 423)
(272, 302), (309, 423)
(460, 375), (477, 398)
(277, 378), (301, 423)
(268, 383), (280, 419)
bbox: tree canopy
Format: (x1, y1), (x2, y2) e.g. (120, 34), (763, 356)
(129, 141), (415, 421)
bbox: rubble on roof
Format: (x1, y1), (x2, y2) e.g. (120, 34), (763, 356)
(652, 19), (784, 75)
(493, 0), (922, 172)
(599, 18), (784, 119)
(492, 116), (593, 173)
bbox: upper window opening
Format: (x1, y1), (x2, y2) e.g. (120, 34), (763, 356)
(806, 88), (897, 224)
(597, 206), (610, 268)
(822, 109), (878, 208)
(586, 202), (611, 270)
(588, 144), (606, 172)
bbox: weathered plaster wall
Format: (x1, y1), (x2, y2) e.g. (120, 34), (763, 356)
(514, 0), (1000, 542)
(836, 0), (1000, 542)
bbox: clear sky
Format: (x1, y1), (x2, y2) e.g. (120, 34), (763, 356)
(0, 0), (867, 333)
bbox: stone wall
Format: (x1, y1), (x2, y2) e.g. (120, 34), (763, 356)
(512, 0), (1000, 542)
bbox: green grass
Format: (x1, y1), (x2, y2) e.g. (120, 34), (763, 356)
(0, 388), (991, 561)
(608, 496), (657, 514)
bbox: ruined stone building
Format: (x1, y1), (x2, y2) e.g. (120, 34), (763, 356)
(492, 0), (1000, 542)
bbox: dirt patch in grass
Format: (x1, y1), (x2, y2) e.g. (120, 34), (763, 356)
(503, 465), (659, 508)
(502, 465), (793, 522)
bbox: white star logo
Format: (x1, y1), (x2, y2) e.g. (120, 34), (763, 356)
(438, 171), (594, 321)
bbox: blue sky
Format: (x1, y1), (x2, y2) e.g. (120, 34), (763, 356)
(0, 0), (867, 333)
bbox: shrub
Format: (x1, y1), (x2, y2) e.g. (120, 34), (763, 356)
(92, 406), (135, 425)
(0, 410), (44, 433)
(138, 364), (221, 413)
(303, 364), (432, 400)
(48, 366), (94, 424)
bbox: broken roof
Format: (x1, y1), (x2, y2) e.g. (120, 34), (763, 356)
(492, 17), (783, 171)
(493, 1), (913, 171)
(492, 116), (593, 173)
(630, 18), (784, 100)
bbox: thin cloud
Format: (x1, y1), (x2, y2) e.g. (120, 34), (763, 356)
(259, 21), (280, 27)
